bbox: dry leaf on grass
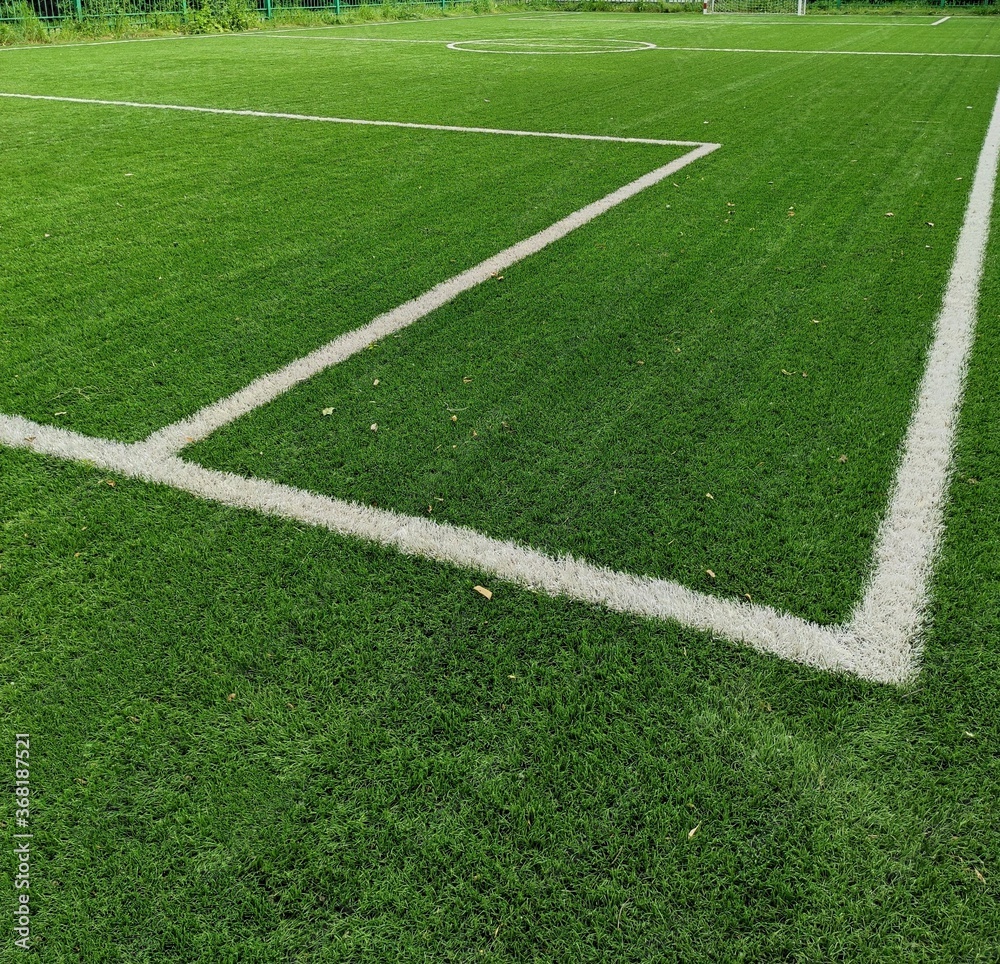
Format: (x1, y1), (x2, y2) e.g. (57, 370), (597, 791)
(474, 586), (493, 600)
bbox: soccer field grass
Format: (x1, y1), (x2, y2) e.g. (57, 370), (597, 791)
(2, 11), (1000, 960)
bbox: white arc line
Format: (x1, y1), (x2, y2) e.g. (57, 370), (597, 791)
(0, 92), (706, 147)
(446, 38), (657, 55)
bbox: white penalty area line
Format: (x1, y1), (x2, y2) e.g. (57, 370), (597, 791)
(135, 142), (716, 455)
(3, 87), (999, 684)
(0, 91), (702, 147)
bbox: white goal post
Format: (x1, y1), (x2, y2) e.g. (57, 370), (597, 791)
(704, 0), (807, 13)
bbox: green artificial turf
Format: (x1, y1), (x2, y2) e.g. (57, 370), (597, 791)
(2, 12), (999, 962)
(0, 98), (674, 440)
(185, 25), (991, 622)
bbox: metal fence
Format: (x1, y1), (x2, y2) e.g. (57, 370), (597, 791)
(0, 0), (475, 26)
(1, 0), (995, 27)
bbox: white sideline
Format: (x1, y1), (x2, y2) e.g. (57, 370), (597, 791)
(0, 92), (705, 146)
(845, 80), (1000, 671)
(263, 35), (450, 44)
(518, 15), (948, 26)
(0, 414), (858, 677)
(3, 86), (999, 683)
(652, 44), (1000, 58)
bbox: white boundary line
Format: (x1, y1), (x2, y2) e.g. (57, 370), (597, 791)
(517, 14), (946, 26)
(845, 81), (1000, 671)
(250, 28), (1000, 60)
(0, 92), (703, 146)
(932, 16), (950, 26)
(650, 44), (1000, 58)
(0, 414), (858, 678)
(221, 30), (995, 59)
(3, 86), (999, 684)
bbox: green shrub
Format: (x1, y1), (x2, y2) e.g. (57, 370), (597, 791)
(3, 2), (49, 42)
(223, 0), (258, 30)
(181, 0), (221, 31)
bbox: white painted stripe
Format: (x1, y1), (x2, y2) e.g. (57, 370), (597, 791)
(264, 35), (657, 53)
(447, 38), (657, 55)
(0, 414), (859, 679)
(0, 92), (705, 147)
(135, 143), (718, 457)
(518, 15), (942, 25)
(652, 44), (1000, 58)
(263, 35), (450, 44)
(932, 16), (950, 25)
(3, 86), (998, 684)
(845, 81), (1000, 674)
